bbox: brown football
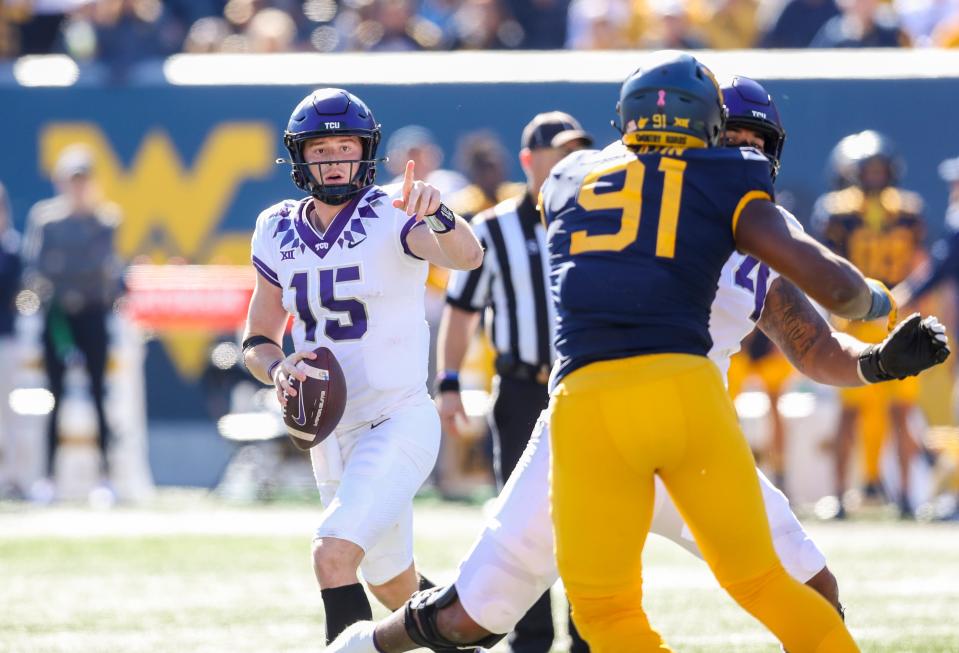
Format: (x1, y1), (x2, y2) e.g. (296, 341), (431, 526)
(282, 347), (347, 450)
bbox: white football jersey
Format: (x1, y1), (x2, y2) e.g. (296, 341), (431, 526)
(708, 206), (805, 379)
(251, 184), (430, 430)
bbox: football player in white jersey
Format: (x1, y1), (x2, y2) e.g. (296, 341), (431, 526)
(241, 88), (483, 646)
(326, 78), (949, 652)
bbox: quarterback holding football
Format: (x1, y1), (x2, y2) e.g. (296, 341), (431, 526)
(240, 88), (483, 646)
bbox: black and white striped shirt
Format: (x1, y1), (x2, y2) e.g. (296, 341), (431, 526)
(446, 193), (554, 369)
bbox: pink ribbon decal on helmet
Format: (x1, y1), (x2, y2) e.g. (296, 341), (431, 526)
(657, 90), (666, 107)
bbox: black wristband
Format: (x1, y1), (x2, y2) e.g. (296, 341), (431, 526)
(858, 345), (892, 383)
(242, 334), (280, 355)
(435, 371), (460, 393)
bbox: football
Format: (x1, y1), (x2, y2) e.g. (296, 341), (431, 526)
(282, 347), (347, 450)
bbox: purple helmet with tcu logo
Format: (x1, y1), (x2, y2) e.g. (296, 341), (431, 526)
(283, 88), (382, 205)
(722, 76), (786, 180)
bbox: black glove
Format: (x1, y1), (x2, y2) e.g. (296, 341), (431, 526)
(858, 313), (951, 383)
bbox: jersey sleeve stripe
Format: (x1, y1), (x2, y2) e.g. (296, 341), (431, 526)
(731, 190), (772, 236)
(400, 216), (427, 260)
(251, 255), (281, 288)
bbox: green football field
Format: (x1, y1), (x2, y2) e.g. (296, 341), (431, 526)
(2, 493), (958, 653)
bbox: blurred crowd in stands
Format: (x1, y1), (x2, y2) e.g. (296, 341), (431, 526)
(1, 0), (958, 71)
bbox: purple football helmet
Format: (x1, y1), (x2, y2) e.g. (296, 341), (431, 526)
(283, 88), (382, 205)
(722, 76), (786, 180)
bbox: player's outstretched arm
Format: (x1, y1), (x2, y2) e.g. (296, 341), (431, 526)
(394, 160), (483, 270)
(757, 277), (863, 386)
(736, 199), (890, 322)
(758, 278), (950, 386)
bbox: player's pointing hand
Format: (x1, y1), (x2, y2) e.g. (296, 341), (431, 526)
(392, 160), (442, 220)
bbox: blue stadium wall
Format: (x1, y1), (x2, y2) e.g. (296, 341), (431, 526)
(0, 75), (956, 421)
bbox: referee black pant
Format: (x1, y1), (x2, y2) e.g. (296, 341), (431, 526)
(489, 375), (589, 653)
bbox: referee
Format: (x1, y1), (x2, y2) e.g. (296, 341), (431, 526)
(436, 112), (592, 653)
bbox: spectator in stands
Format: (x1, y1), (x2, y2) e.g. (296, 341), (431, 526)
(92, 0), (184, 82)
(245, 6), (297, 52)
(0, 182), (22, 500)
(640, 0), (707, 49)
(57, 2), (99, 62)
(895, 0), (959, 46)
(360, 0), (441, 51)
(450, 0), (524, 49)
(0, 1), (29, 58)
(565, 0), (632, 49)
(163, 0), (226, 27)
(933, 10), (959, 45)
(219, 0), (310, 50)
(449, 131), (525, 219)
(811, 0), (910, 47)
(182, 15), (233, 53)
(507, 0), (570, 48)
(417, 0), (461, 47)
(15, 0), (73, 55)
(760, 0), (838, 48)
(23, 145), (124, 505)
(698, 0), (761, 49)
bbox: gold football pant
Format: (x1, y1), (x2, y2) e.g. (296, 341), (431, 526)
(549, 354), (857, 652)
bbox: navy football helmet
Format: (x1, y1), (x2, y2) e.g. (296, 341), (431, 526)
(616, 50), (725, 149)
(283, 88), (382, 205)
(722, 76), (786, 180)
(829, 130), (903, 191)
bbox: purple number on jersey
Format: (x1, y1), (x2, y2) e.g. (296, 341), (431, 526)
(319, 266), (367, 340)
(734, 256), (770, 322)
(290, 271), (317, 340)
(290, 265), (368, 342)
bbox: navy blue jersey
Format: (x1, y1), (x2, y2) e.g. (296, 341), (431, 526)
(543, 141), (774, 382)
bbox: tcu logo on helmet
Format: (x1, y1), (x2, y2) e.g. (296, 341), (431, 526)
(325, 122), (341, 129)
(751, 110), (767, 119)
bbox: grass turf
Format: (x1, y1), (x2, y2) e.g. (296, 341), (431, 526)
(1, 496), (957, 652)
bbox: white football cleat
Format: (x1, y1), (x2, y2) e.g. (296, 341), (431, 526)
(325, 621), (379, 652)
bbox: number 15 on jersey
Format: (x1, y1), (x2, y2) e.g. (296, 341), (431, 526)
(290, 264), (369, 342)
